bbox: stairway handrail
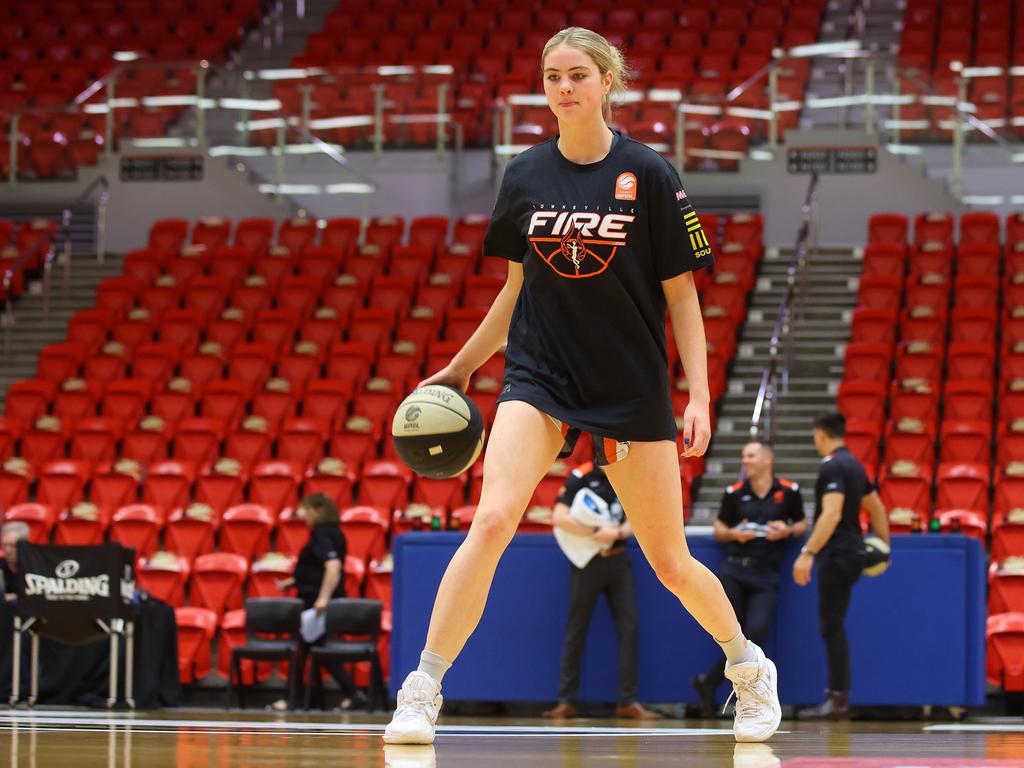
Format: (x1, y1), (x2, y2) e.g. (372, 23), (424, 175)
(747, 171), (820, 451)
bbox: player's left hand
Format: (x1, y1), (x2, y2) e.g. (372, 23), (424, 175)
(680, 399), (711, 458)
(765, 520), (790, 541)
(792, 553), (814, 586)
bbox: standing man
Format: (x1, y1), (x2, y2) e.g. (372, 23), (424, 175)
(691, 442), (806, 718)
(793, 412), (890, 720)
(545, 462), (660, 720)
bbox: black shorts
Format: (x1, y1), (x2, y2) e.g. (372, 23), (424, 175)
(548, 415), (631, 466)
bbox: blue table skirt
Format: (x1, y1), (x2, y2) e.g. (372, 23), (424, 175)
(392, 532), (986, 706)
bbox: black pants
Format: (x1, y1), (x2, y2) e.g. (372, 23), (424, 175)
(704, 559), (779, 694)
(817, 548), (862, 692)
(557, 550), (638, 706)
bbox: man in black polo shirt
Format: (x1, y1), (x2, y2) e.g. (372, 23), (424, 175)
(794, 412), (890, 720)
(545, 462), (660, 720)
(691, 441), (805, 718)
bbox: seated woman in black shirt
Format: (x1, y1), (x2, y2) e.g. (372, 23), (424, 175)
(274, 493), (365, 710)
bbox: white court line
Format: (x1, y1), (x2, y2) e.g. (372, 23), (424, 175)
(924, 724), (1024, 733)
(0, 714), (741, 737)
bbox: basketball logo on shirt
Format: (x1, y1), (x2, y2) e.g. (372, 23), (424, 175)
(527, 210), (636, 278)
(614, 172), (637, 201)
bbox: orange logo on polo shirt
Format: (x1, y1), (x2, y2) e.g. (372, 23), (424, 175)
(614, 172), (637, 201)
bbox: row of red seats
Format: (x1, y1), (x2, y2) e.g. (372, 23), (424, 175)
(867, 211), (1022, 248)
(6, 499), (397, 564)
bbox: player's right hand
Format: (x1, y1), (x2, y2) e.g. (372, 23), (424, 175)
(418, 364), (471, 392)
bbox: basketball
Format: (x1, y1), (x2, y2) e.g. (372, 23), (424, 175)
(861, 535), (891, 577)
(391, 385), (485, 479)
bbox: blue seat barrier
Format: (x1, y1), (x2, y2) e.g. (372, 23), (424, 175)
(392, 532), (986, 706)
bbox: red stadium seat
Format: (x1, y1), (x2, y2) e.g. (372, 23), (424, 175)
(936, 509), (988, 544)
(195, 465), (247, 516)
(879, 464), (933, 522)
(868, 213), (909, 249)
(303, 462), (357, 508)
(850, 308), (898, 347)
(192, 218), (232, 252)
(884, 419), (936, 468)
(856, 275), (902, 311)
(110, 504), (163, 558)
(837, 381), (887, 424)
(860, 243), (909, 280)
(249, 460), (303, 513)
(190, 552), (248, 616)
(138, 553), (191, 607)
(987, 612), (1024, 691)
(147, 219), (189, 259)
(219, 503), (275, 560)
(960, 212), (1001, 245)
(234, 217), (275, 259)
(248, 553), (298, 599)
(914, 212), (954, 249)
(842, 343), (892, 383)
(175, 607), (217, 683)
(944, 380), (994, 421)
(277, 217), (317, 257)
(144, 460), (198, 516)
(947, 342), (995, 382)
(340, 505), (389, 565)
(935, 463), (989, 513)
(357, 460), (413, 509)
(951, 307), (998, 345)
(37, 459), (90, 513)
(939, 420), (992, 467)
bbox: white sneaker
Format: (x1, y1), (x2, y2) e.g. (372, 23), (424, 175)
(383, 672), (443, 745)
(724, 643), (781, 743)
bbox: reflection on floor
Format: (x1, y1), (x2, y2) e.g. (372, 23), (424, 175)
(2, 711), (1024, 768)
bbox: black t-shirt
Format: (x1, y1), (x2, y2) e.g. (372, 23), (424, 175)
(718, 477), (805, 567)
(484, 131), (715, 442)
(556, 463), (625, 550)
(294, 523), (348, 608)
(815, 446), (873, 554)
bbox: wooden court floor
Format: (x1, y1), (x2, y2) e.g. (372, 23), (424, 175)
(2, 710), (1024, 767)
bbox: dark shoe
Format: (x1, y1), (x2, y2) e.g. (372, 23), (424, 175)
(543, 702), (579, 719)
(797, 690), (850, 721)
(614, 702), (662, 720)
(691, 674), (716, 719)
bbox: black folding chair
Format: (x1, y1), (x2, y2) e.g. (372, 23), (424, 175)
(304, 598), (385, 711)
(226, 597), (303, 709)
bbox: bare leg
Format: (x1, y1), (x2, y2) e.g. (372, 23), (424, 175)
(423, 400), (564, 661)
(603, 440), (741, 642)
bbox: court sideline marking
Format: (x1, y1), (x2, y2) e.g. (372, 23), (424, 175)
(0, 714), (743, 737)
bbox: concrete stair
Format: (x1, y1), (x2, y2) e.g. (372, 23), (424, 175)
(692, 245), (862, 522)
(803, 0), (904, 131)
(0, 252), (124, 403)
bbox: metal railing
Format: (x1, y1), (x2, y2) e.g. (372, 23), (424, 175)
(748, 171), (820, 444)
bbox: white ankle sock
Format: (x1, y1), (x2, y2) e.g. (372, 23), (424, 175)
(416, 650), (452, 685)
(718, 632), (758, 666)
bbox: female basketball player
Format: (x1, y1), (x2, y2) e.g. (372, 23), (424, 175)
(385, 27), (781, 744)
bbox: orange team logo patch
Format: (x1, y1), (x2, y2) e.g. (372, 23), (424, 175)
(526, 209), (636, 278)
(614, 172), (637, 201)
